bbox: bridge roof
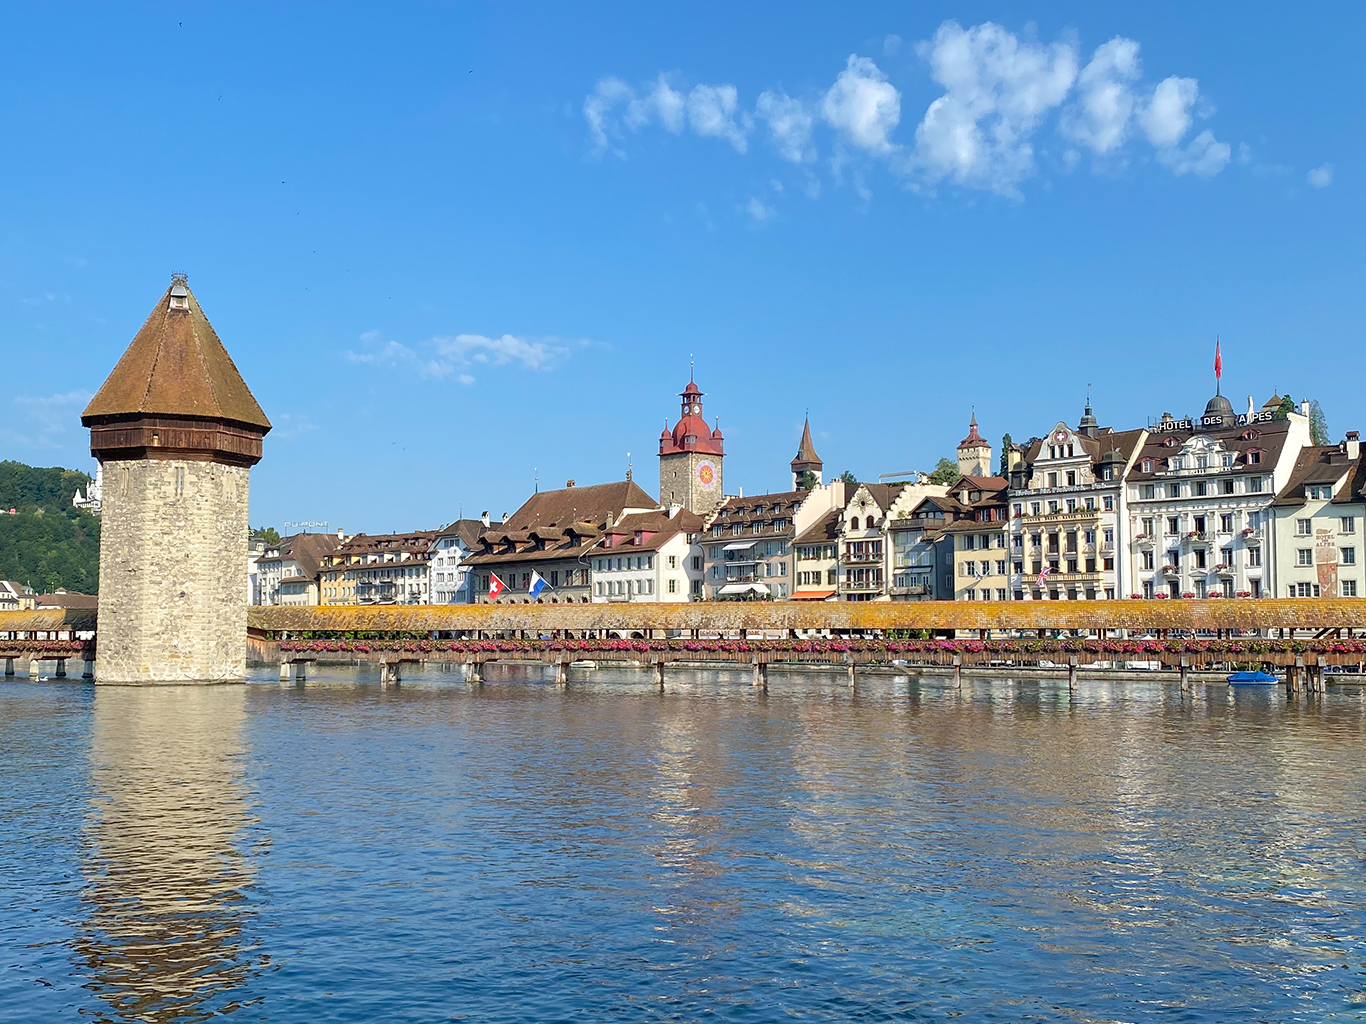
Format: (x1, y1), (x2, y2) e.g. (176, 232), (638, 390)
(82, 278), (271, 431)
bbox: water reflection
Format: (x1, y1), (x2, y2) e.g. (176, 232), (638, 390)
(78, 686), (260, 1022)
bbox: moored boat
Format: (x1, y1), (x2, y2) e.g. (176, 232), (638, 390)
(1227, 669), (1279, 685)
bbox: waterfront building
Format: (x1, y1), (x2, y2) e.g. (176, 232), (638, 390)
(591, 507), (705, 602)
(790, 417), (823, 489)
(1268, 432), (1365, 598)
(658, 377), (725, 517)
(1008, 403), (1145, 601)
(702, 480), (845, 600)
(0, 581), (35, 612)
(467, 479), (656, 603)
(943, 472), (1012, 602)
(257, 532), (341, 606)
(247, 536), (265, 605)
(318, 531), (436, 605)
(793, 510), (841, 601)
(1125, 396), (1310, 600)
(81, 274), (270, 683)
(889, 494), (961, 600)
(838, 483), (904, 601)
(429, 519), (487, 604)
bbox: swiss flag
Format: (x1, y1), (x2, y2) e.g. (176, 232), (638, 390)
(487, 573), (506, 601)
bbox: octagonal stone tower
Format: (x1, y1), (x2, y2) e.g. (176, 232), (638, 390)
(82, 276), (270, 683)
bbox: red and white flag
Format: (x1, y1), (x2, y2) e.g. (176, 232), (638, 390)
(1214, 338), (1222, 381)
(487, 573), (506, 601)
(1036, 564), (1052, 590)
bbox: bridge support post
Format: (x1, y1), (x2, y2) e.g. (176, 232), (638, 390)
(1292, 657), (1304, 694)
(1179, 657), (1190, 692)
(380, 661), (400, 687)
(555, 659), (568, 687)
(280, 661), (292, 682)
(1068, 656), (1078, 691)
(655, 660), (665, 690)
(465, 656), (482, 686)
(752, 659), (767, 690)
(1317, 656), (1329, 693)
(952, 655), (962, 689)
(82, 658), (95, 680)
(846, 654), (857, 690)
(54, 658), (67, 678)
(3, 658), (13, 677)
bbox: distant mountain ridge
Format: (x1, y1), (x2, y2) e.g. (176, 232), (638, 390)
(0, 460), (100, 594)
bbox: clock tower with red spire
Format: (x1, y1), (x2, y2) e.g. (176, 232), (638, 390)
(658, 375), (725, 515)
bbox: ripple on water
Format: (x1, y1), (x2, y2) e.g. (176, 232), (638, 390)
(1, 669), (1365, 1023)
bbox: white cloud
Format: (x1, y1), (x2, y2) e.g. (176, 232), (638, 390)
(884, 34), (903, 56)
(1307, 163), (1334, 188)
(756, 89), (815, 162)
(745, 197), (774, 221)
(911, 21), (1078, 196)
(1061, 37), (1141, 156)
(822, 55), (901, 154)
(429, 333), (566, 373)
(583, 74), (749, 155)
(1157, 129), (1231, 177)
(1139, 75), (1197, 147)
(0, 390), (92, 451)
(344, 333), (570, 382)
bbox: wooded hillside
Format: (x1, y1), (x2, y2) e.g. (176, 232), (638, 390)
(0, 461), (100, 593)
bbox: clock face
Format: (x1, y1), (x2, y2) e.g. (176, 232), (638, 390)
(691, 404), (700, 415)
(697, 461), (716, 488)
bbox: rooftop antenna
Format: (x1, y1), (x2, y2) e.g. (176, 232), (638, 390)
(689, 355), (694, 383)
(534, 467), (538, 494)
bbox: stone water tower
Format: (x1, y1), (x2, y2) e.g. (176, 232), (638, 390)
(82, 276), (270, 683)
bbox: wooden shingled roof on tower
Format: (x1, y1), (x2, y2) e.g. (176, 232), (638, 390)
(83, 276), (270, 466)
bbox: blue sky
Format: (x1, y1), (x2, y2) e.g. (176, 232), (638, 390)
(0, 3), (1360, 533)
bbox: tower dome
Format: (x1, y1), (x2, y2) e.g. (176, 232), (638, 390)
(1204, 393), (1234, 419)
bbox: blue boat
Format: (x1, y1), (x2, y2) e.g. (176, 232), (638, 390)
(1227, 669), (1279, 685)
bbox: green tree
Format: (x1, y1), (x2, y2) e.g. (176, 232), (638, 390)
(1309, 399), (1330, 445)
(838, 470), (859, 489)
(251, 525), (281, 545)
(796, 470), (818, 491)
(1274, 394), (1296, 420)
(999, 433), (1013, 477)
(928, 457), (961, 485)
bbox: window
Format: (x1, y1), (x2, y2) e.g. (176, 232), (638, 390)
(1141, 484), (1155, 499)
(1247, 547), (1260, 567)
(1222, 479), (1235, 495)
(1194, 481), (1207, 497)
(996, 560), (1007, 575)
(1297, 548), (1313, 566)
(1294, 582), (1319, 597)
(1247, 449), (1262, 465)
(1343, 547), (1356, 565)
(1222, 454), (1234, 468)
(1249, 477), (1265, 493)
(1142, 551), (1154, 570)
(1143, 581), (1154, 599)
(668, 555), (677, 569)
(1296, 518), (1313, 536)
(1031, 502), (1041, 516)
(865, 516), (876, 530)
(1194, 549), (1206, 569)
(1343, 517), (1356, 533)
(1102, 557), (1114, 572)
(1166, 483), (1180, 499)
(1067, 558), (1078, 573)
(1013, 560), (1023, 573)
(1047, 472), (1058, 488)
(1013, 503), (1023, 517)
(1219, 514), (1233, 534)
(997, 589), (1008, 601)
(1103, 496), (1114, 511)
(965, 588), (976, 601)
(1167, 516), (1181, 536)
(1067, 499), (1077, 513)
(1084, 497), (1095, 511)
(692, 556), (702, 571)
(1344, 580), (1358, 597)
(1066, 471), (1076, 486)
(1141, 459), (1153, 473)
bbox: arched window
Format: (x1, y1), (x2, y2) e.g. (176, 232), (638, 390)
(850, 517), (858, 530)
(865, 516), (876, 529)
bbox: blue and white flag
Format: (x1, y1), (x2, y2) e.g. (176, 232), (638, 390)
(527, 570), (548, 600)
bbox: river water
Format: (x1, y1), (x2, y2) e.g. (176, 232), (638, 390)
(2, 665), (1365, 1023)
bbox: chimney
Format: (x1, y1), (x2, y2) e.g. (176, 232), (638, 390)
(667, 502), (682, 518)
(480, 510), (490, 527)
(1347, 431), (1360, 460)
(566, 479), (575, 488)
(1301, 399), (1311, 418)
(337, 528), (344, 541)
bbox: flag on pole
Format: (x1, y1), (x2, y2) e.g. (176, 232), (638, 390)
(488, 573), (506, 601)
(528, 570), (548, 600)
(1036, 564), (1052, 590)
(1214, 338), (1222, 381)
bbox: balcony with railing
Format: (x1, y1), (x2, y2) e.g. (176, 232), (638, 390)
(841, 578), (885, 593)
(842, 545), (884, 565)
(1020, 507), (1101, 525)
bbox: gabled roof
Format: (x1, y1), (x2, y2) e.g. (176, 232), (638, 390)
(435, 519), (487, 549)
(603, 508), (705, 553)
(1271, 445), (1360, 507)
(83, 277), (271, 431)
(794, 509), (842, 546)
(264, 532), (343, 579)
(501, 479), (657, 532)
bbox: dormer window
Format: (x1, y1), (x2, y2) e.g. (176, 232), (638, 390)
(1247, 449), (1262, 465)
(1141, 459), (1153, 473)
(169, 275), (190, 311)
(1241, 429), (1260, 441)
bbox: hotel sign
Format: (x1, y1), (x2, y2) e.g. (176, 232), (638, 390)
(1154, 409), (1275, 432)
